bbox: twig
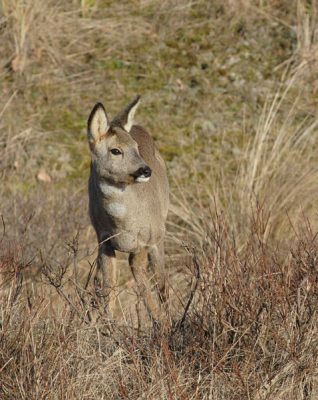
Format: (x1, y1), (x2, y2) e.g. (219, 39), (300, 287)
(175, 252), (200, 332)
(0, 90), (18, 120)
(69, 231), (92, 322)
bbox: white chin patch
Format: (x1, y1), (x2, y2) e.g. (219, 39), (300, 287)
(99, 181), (126, 195)
(136, 176), (150, 183)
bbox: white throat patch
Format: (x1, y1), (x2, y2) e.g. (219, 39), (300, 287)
(99, 181), (126, 196)
(136, 176), (150, 183)
(107, 203), (126, 218)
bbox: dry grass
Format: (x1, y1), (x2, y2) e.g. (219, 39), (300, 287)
(170, 73), (318, 249)
(1, 202), (318, 399)
(1, 0), (318, 398)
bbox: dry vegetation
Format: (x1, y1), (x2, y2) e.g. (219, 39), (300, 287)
(1, 0), (318, 398)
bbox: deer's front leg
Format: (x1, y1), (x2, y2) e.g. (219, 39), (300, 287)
(95, 241), (117, 317)
(129, 248), (160, 322)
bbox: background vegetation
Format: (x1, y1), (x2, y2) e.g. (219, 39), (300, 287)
(1, 0), (318, 398)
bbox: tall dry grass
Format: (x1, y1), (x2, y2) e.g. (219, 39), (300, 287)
(170, 72), (318, 249)
(1, 201), (318, 399)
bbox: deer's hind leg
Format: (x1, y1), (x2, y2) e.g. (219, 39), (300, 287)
(148, 242), (167, 305)
(129, 248), (159, 322)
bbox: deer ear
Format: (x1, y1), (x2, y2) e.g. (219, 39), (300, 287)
(112, 95), (141, 132)
(87, 103), (110, 144)
(123, 95), (140, 132)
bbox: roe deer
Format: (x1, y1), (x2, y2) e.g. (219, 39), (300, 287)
(87, 95), (169, 322)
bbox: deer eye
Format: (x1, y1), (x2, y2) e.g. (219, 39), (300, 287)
(110, 148), (122, 155)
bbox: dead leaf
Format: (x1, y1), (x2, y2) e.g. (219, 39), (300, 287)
(148, 33), (158, 40)
(11, 56), (20, 72)
(34, 47), (42, 59)
(37, 170), (52, 183)
(176, 78), (184, 90)
(24, 128), (32, 136)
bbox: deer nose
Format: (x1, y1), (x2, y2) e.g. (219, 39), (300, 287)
(133, 166), (152, 178)
(132, 166), (152, 179)
(142, 166), (152, 178)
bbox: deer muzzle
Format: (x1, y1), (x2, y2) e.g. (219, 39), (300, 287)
(131, 166), (152, 183)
